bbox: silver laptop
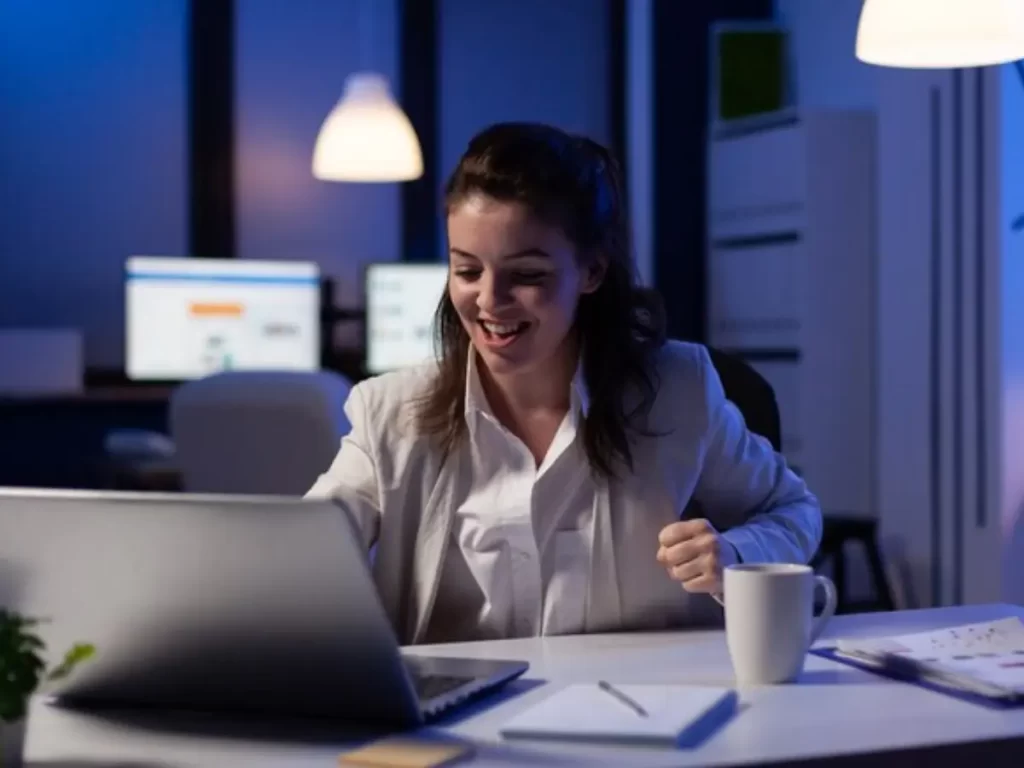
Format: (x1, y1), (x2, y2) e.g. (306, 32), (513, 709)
(0, 488), (527, 726)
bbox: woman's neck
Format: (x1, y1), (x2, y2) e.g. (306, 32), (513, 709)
(477, 334), (579, 420)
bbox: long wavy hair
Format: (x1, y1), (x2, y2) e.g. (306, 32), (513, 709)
(416, 122), (666, 478)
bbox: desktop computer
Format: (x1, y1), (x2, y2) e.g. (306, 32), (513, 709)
(125, 256), (321, 381)
(364, 263), (448, 375)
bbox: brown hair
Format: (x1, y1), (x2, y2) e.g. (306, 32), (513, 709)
(417, 122), (666, 477)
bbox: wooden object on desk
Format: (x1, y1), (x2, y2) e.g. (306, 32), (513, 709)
(340, 737), (474, 768)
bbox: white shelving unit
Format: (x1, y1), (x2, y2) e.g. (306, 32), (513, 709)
(706, 110), (877, 516)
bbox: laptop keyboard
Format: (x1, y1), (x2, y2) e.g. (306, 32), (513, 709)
(411, 673), (475, 702)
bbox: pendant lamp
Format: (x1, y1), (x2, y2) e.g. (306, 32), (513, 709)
(856, 0), (1024, 69)
(312, 72), (423, 182)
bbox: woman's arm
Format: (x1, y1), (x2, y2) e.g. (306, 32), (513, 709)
(305, 384), (381, 550)
(692, 348), (822, 564)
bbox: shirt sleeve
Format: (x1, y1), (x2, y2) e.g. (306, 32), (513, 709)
(305, 383), (381, 551)
(691, 347), (823, 564)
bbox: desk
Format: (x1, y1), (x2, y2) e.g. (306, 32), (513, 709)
(0, 389), (170, 489)
(24, 603), (1024, 766)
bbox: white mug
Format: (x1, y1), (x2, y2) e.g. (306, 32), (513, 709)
(721, 564), (837, 685)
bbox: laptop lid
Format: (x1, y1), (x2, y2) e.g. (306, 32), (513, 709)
(0, 488), (421, 724)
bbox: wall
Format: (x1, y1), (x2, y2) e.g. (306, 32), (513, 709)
(234, 0), (401, 309)
(439, 0), (610, 197)
(874, 67), (947, 608)
(999, 62), (1024, 604)
(0, 0), (187, 368)
(774, 0), (878, 110)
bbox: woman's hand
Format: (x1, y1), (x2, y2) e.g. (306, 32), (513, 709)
(657, 519), (739, 594)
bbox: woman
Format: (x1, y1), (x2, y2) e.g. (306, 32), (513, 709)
(308, 122), (821, 644)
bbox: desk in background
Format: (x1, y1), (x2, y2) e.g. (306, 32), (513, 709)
(24, 603), (1024, 767)
(0, 351), (369, 491)
(0, 388), (171, 490)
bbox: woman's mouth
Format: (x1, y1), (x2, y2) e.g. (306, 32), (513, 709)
(479, 320), (530, 349)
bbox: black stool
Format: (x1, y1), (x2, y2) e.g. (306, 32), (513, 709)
(811, 515), (896, 614)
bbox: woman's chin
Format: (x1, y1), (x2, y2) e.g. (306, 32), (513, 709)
(473, 339), (535, 374)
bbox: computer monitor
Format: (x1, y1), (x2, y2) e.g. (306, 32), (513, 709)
(125, 256), (321, 381)
(365, 262), (448, 375)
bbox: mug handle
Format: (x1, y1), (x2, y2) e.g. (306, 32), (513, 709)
(810, 574), (838, 644)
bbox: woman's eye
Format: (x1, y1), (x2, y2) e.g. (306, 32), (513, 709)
(513, 271), (547, 284)
(453, 269), (480, 280)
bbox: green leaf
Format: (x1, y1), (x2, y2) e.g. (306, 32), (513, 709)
(0, 608), (95, 724)
(17, 634), (44, 652)
(46, 643), (96, 682)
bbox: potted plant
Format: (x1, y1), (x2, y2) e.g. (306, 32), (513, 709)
(0, 609), (94, 768)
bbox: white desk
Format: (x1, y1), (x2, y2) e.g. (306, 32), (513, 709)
(24, 603), (1024, 767)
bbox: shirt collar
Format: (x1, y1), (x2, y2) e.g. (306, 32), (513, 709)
(464, 346), (591, 422)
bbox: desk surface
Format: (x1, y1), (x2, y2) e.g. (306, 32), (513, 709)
(24, 603), (1024, 767)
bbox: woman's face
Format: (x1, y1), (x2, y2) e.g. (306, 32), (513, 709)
(447, 195), (602, 377)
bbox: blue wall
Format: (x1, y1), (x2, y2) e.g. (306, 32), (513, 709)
(439, 0), (610, 190)
(0, 0), (187, 367)
(1001, 64), (1024, 375)
(1000, 62), (1024, 601)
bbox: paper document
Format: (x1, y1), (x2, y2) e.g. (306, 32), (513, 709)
(836, 617), (1024, 695)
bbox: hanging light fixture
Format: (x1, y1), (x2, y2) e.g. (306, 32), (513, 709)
(311, 0), (423, 183)
(312, 72), (423, 182)
(856, 0), (1024, 69)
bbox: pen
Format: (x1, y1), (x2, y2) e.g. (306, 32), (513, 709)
(597, 680), (649, 717)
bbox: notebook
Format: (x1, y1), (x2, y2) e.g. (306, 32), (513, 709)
(499, 683), (737, 746)
(813, 616), (1024, 707)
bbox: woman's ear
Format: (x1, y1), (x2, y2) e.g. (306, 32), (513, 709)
(581, 255), (608, 295)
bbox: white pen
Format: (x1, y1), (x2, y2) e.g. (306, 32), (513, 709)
(597, 680), (649, 717)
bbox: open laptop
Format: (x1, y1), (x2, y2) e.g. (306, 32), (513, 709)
(0, 488), (528, 727)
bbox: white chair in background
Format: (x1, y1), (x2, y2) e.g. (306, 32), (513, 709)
(169, 370), (352, 496)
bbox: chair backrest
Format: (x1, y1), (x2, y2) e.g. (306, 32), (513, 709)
(169, 370), (352, 496)
(705, 347), (782, 452)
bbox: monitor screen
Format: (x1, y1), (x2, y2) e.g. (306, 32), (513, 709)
(125, 256), (321, 381)
(365, 263), (448, 375)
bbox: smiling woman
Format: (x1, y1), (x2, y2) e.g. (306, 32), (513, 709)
(420, 122), (665, 476)
(306, 122), (822, 645)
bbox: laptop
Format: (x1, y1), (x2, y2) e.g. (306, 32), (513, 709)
(0, 488), (528, 727)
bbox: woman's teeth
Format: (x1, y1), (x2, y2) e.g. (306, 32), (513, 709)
(481, 321), (527, 338)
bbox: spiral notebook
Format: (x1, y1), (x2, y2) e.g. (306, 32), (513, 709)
(500, 684), (737, 746)
(813, 617), (1024, 708)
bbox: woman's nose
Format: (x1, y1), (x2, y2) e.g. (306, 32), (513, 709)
(476, 274), (511, 313)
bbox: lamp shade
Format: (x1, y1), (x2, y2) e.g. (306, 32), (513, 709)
(312, 73), (423, 182)
(856, 0), (1024, 68)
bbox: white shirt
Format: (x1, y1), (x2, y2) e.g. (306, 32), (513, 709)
(425, 352), (596, 642)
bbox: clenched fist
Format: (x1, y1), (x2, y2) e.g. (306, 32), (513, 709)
(656, 518), (739, 595)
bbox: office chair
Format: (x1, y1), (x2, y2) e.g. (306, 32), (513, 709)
(707, 347), (896, 613)
(169, 370), (352, 496)
(706, 348), (782, 451)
